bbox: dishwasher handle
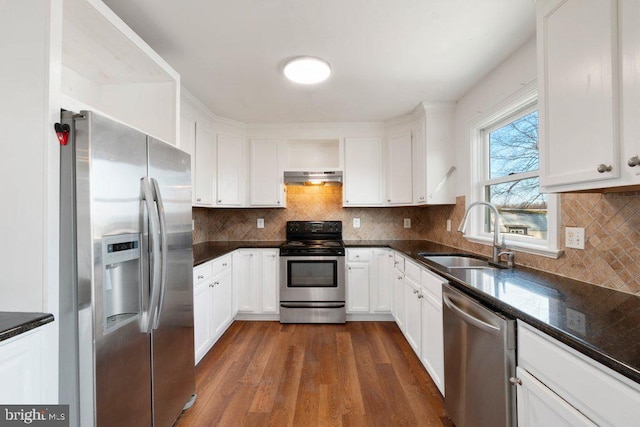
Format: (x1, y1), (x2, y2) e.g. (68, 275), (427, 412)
(443, 292), (501, 335)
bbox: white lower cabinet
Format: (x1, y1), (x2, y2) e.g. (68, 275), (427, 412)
(391, 253), (446, 396)
(234, 249), (279, 314)
(193, 255), (234, 364)
(0, 322), (56, 404)
(346, 248), (393, 314)
(403, 273), (422, 354)
(516, 321), (640, 426)
(420, 269), (445, 396)
(516, 366), (596, 427)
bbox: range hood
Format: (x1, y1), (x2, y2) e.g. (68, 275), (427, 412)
(283, 171), (343, 186)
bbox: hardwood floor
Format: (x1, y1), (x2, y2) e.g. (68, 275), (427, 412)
(175, 321), (453, 426)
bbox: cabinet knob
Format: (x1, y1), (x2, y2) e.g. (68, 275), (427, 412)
(196, 197), (202, 202)
(348, 266), (352, 270)
(387, 199), (391, 202)
(413, 289), (419, 294)
(277, 201), (280, 204)
(197, 275), (204, 279)
(250, 253), (253, 257)
(628, 156), (640, 167)
(509, 377), (522, 386)
(209, 283), (214, 288)
(222, 263), (228, 267)
(597, 164), (613, 173)
(355, 254), (360, 258)
(419, 196), (425, 200)
(397, 276), (403, 280)
(218, 199), (222, 203)
(418, 294), (424, 299)
(345, 200), (349, 203)
(214, 281), (219, 285)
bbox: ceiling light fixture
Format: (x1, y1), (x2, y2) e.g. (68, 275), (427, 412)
(283, 56), (331, 84)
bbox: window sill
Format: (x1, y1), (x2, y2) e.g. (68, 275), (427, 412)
(462, 234), (564, 259)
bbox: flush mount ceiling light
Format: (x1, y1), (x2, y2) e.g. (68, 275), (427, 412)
(283, 56), (331, 84)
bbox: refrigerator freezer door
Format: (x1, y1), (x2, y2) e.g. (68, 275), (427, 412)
(147, 137), (195, 426)
(77, 112), (153, 426)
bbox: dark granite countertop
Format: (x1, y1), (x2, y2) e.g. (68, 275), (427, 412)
(194, 240), (283, 266)
(194, 239), (640, 383)
(0, 312), (54, 342)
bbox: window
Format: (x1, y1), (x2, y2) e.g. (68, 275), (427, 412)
(467, 83), (561, 257)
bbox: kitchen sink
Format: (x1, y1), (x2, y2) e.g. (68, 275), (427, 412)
(417, 253), (500, 272)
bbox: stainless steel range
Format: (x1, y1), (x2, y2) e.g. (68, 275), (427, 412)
(279, 221), (346, 324)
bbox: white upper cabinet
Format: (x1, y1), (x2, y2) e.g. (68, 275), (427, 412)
(194, 122), (216, 206)
(412, 104), (456, 205)
(216, 134), (245, 206)
(250, 139), (286, 207)
(538, 0), (640, 191)
(344, 137), (385, 206)
(387, 131), (413, 205)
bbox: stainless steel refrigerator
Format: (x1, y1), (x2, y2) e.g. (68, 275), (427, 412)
(59, 110), (196, 426)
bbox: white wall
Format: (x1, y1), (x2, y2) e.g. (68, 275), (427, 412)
(453, 37), (537, 197)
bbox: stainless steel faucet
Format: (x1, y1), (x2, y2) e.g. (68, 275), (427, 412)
(458, 201), (514, 267)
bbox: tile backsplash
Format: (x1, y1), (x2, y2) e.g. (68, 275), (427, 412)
(425, 194), (640, 296)
(193, 186), (430, 242)
(193, 186), (640, 296)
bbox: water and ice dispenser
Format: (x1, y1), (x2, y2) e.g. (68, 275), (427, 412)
(102, 233), (142, 333)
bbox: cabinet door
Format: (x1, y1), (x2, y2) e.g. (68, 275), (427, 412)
(250, 139), (284, 207)
(421, 291), (445, 396)
(180, 113), (197, 204)
(216, 134), (243, 206)
(194, 123), (215, 206)
(412, 123), (427, 204)
(621, 0), (640, 182)
(344, 137), (384, 206)
(403, 275), (421, 354)
(347, 262), (370, 313)
(538, 0), (620, 190)
(0, 329), (45, 403)
(210, 271), (233, 338)
(236, 251), (259, 312)
(371, 249), (392, 312)
(387, 132), (413, 204)
(193, 281), (211, 364)
(393, 271), (405, 328)
(516, 367), (596, 427)
(261, 250), (279, 313)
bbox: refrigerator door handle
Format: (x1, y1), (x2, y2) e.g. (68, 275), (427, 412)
(141, 177), (162, 334)
(151, 178), (168, 329)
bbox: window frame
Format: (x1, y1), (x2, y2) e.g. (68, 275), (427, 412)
(466, 81), (562, 258)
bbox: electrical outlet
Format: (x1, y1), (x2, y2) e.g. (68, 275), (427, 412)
(446, 219), (452, 232)
(404, 218), (411, 228)
(566, 308), (586, 335)
(353, 218), (361, 228)
(257, 218), (264, 229)
(565, 227), (585, 249)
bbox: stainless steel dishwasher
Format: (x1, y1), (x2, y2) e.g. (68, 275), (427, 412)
(442, 283), (516, 427)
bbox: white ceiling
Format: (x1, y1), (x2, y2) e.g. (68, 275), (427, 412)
(102, 0), (535, 123)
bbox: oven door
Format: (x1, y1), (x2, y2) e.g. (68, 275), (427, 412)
(279, 256), (345, 302)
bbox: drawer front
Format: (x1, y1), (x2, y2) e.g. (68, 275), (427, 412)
(193, 262), (213, 286)
(404, 259), (421, 282)
(393, 253), (405, 272)
(421, 269), (444, 299)
(518, 321), (640, 426)
(347, 248), (372, 262)
(212, 254), (232, 275)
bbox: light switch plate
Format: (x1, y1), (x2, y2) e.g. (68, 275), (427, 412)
(353, 218), (360, 228)
(257, 218), (264, 229)
(565, 227), (585, 249)
(404, 218), (411, 228)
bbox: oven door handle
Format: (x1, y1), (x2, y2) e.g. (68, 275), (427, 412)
(280, 302), (346, 309)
